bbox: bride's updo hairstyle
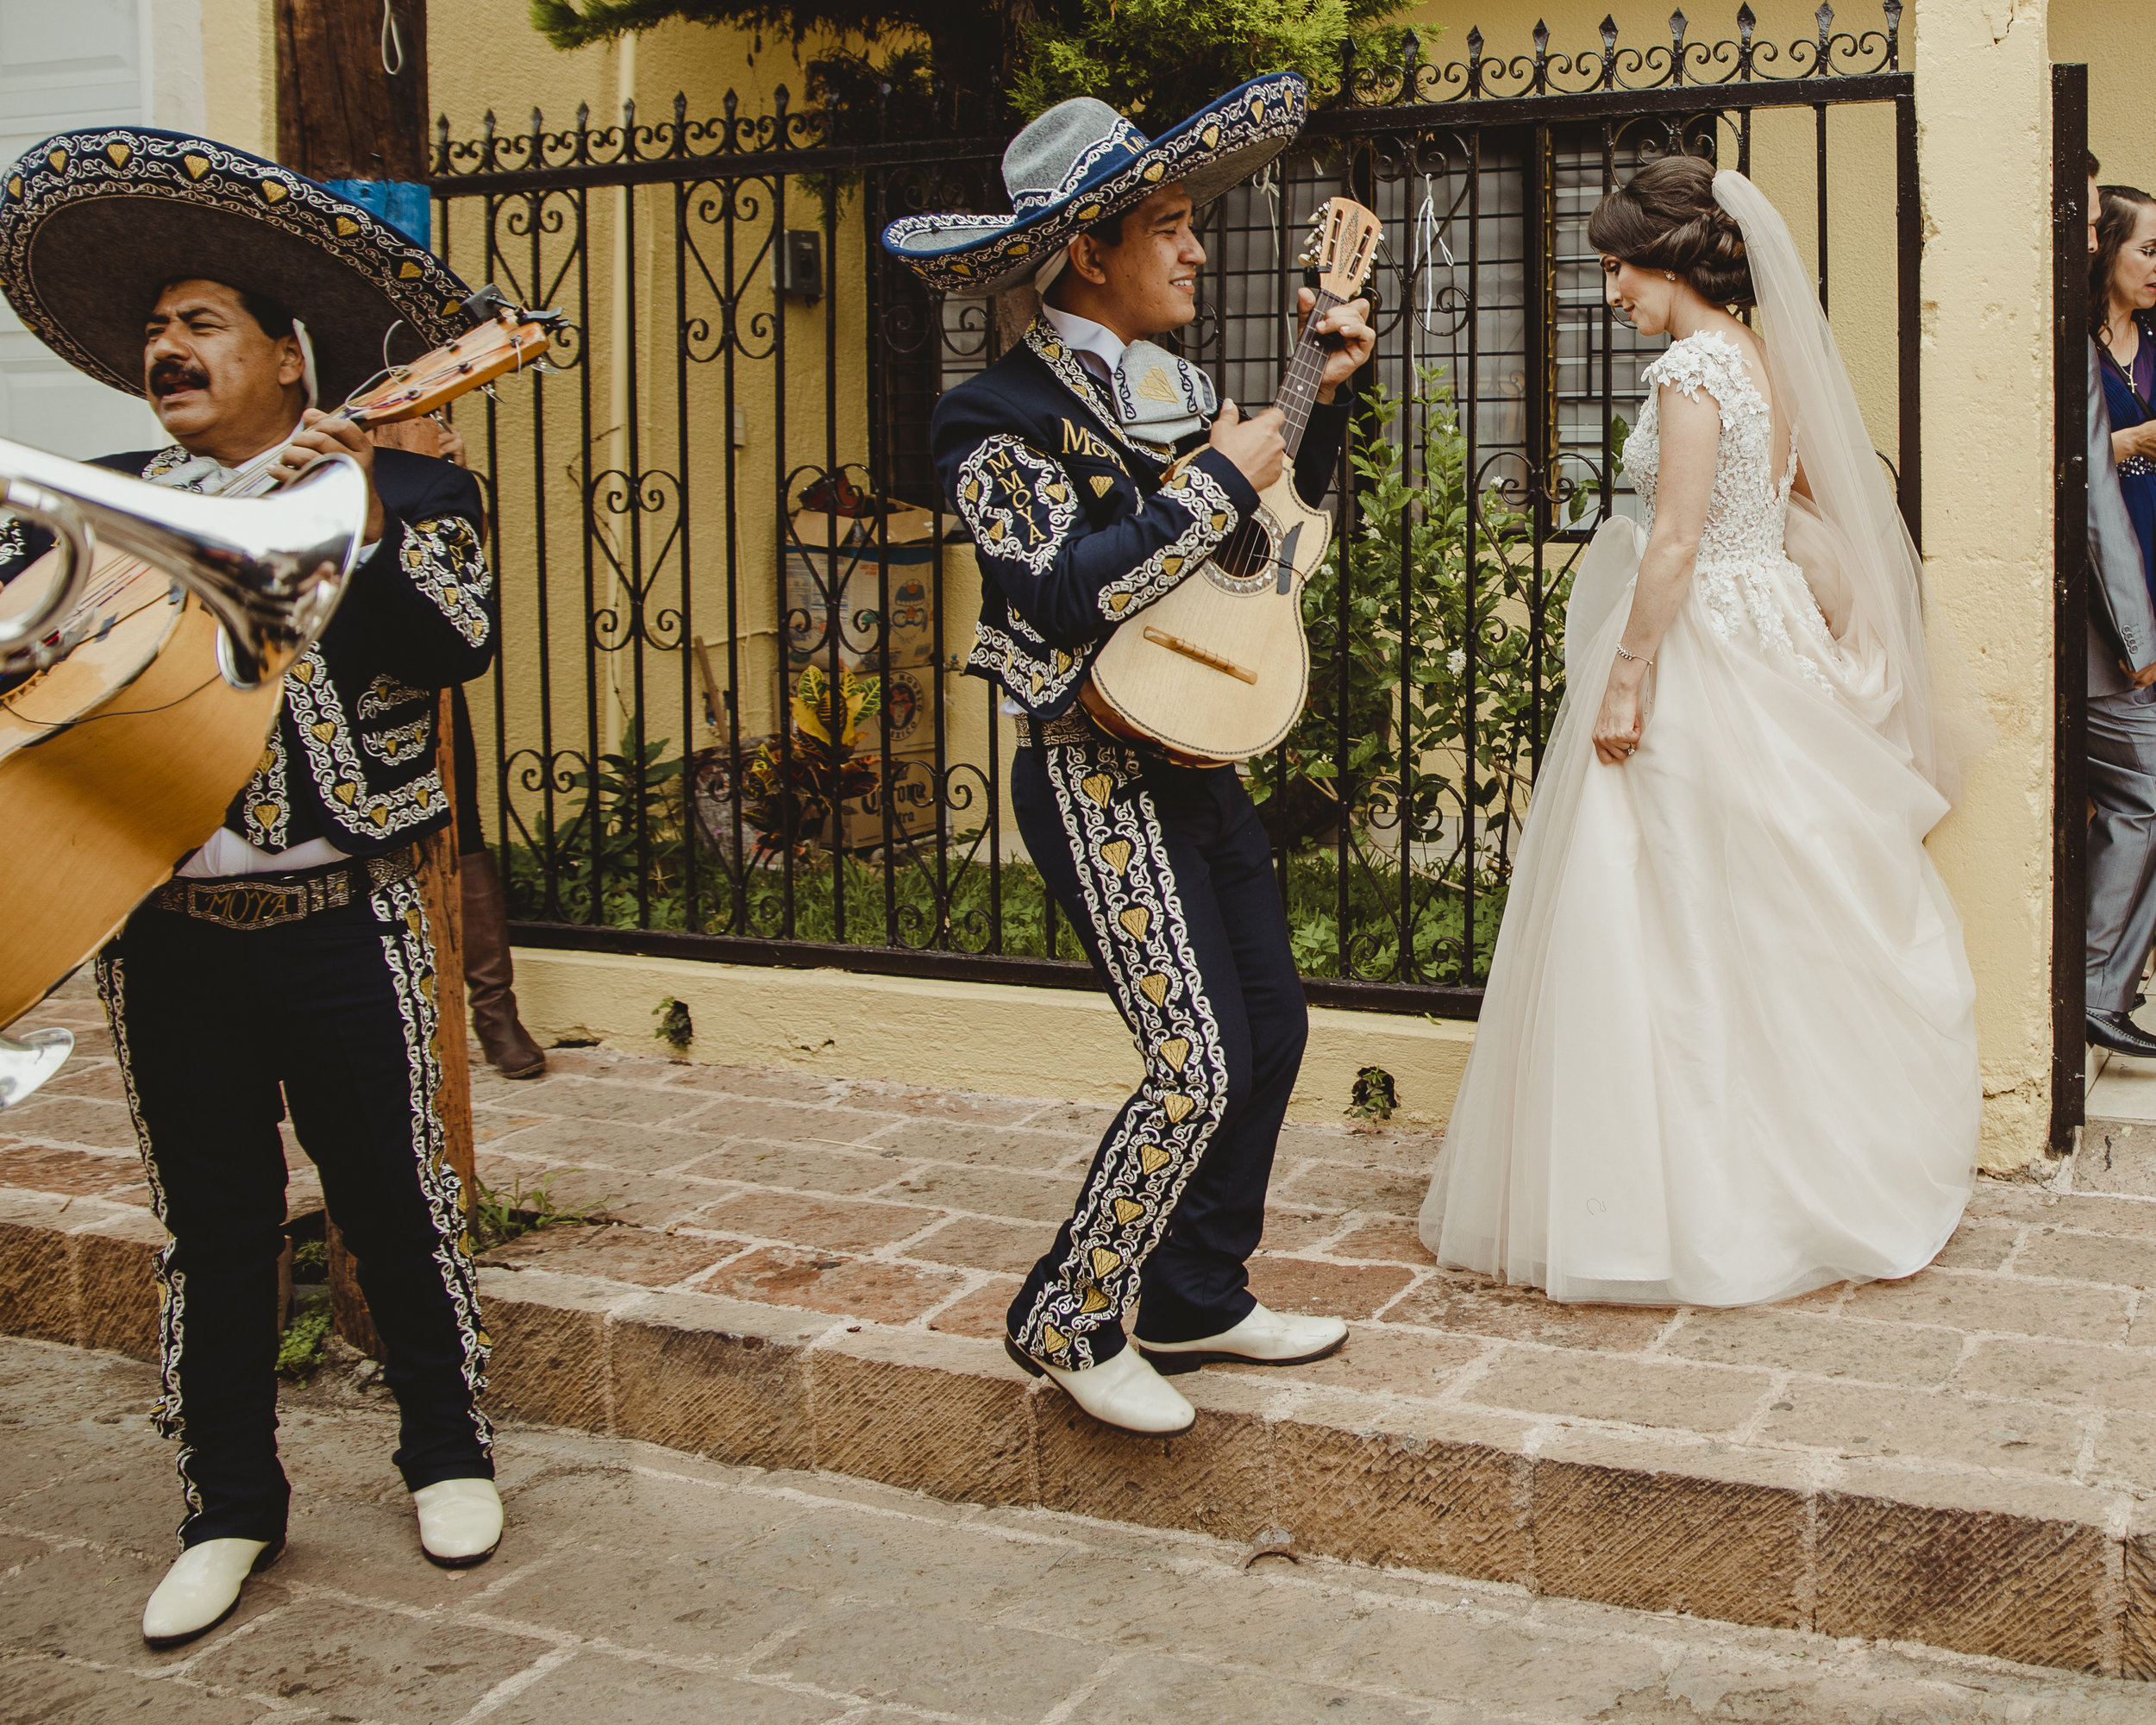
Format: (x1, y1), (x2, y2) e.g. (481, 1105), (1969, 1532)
(1589, 154), (1756, 308)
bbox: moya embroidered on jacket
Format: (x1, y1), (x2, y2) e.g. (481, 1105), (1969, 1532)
(931, 316), (1353, 722)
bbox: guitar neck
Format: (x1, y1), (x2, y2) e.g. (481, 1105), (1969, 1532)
(1270, 287), (1344, 461)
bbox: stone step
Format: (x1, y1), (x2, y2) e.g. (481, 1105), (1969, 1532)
(5, 1179), (2155, 1683)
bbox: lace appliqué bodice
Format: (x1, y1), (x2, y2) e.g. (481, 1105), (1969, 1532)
(1625, 330), (1839, 687)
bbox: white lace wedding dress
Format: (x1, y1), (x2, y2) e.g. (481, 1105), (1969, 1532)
(1417, 329), (1980, 1306)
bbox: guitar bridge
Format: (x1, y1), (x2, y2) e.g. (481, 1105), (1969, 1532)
(1142, 626), (1257, 685)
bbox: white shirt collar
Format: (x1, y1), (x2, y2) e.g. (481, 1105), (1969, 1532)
(153, 423), (308, 494)
(1041, 304), (1127, 384)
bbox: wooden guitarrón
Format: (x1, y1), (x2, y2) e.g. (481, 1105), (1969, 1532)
(1081, 197), (1382, 764)
(0, 288), (557, 1034)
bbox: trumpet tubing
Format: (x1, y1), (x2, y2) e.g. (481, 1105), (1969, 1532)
(0, 437), (367, 687)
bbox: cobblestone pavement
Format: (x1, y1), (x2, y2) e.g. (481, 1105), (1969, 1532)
(9, 1336), (2156, 1725)
(21, 982), (2156, 1675)
(14, 980), (2156, 1517)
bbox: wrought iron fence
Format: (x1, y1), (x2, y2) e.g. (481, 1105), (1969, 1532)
(430, 3), (1919, 1018)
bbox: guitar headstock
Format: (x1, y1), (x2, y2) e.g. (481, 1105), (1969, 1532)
(1295, 198), (1382, 303)
(343, 285), (564, 426)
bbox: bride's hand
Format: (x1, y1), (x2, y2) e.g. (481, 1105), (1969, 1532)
(1594, 663), (1649, 765)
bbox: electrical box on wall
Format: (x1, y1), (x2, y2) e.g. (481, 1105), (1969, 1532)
(776, 229), (823, 301)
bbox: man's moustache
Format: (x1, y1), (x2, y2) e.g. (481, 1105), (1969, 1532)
(148, 366), (210, 397)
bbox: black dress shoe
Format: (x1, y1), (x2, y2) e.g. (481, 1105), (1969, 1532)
(2088, 1009), (2156, 1058)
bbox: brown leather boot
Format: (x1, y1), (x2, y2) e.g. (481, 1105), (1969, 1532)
(461, 851), (546, 1078)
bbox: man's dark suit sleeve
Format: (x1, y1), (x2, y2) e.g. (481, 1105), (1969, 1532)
(328, 461), (497, 687)
(2090, 339), (2156, 684)
(933, 385), (1262, 651)
(1294, 396), (1354, 509)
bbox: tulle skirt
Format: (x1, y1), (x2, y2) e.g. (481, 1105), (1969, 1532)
(1417, 518), (1980, 1306)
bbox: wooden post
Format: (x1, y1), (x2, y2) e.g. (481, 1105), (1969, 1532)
(275, 0), (430, 180)
(279, 2), (466, 1358)
(329, 417), (477, 1357)
(328, 683), (473, 1357)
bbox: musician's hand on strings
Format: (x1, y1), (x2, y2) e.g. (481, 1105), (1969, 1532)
(275, 409), (385, 543)
(1300, 289), (1374, 403)
(1209, 400), (1286, 492)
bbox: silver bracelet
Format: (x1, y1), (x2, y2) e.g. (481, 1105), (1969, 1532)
(1615, 643), (1654, 668)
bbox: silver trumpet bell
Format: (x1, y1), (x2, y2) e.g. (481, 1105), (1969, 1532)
(0, 434), (367, 689)
(0, 436), (367, 1111)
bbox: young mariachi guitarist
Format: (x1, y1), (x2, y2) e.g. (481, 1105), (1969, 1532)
(0, 131), (503, 1644)
(881, 74), (1374, 1435)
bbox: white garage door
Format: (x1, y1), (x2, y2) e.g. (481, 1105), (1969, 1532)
(0, 0), (168, 457)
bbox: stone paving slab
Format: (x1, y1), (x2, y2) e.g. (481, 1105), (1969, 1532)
(12, 1337), (2156, 1723)
(18, 998), (2156, 1677)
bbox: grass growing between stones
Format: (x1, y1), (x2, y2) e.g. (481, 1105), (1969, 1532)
(469, 1170), (605, 1252)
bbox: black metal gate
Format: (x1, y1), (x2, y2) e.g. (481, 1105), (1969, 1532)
(2052, 63), (2090, 1153)
(429, 4), (1921, 1018)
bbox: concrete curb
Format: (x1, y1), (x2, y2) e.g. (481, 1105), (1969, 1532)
(5, 1202), (2146, 1679)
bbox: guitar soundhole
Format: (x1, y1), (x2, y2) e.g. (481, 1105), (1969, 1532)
(1205, 505), (1282, 596)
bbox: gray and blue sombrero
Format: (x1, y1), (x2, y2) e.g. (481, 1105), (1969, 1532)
(0, 128), (473, 409)
(882, 73), (1307, 296)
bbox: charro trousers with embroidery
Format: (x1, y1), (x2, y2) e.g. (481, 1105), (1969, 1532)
(97, 874), (492, 1550)
(1008, 738), (1308, 1369)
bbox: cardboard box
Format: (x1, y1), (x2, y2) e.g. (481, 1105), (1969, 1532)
(834, 747), (937, 852)
(785, 505), (939, 672)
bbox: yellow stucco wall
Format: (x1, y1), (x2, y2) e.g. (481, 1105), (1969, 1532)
(2048, 0), (2155, 194)
(194, 0), (2069, 1167)
(512, 946), (1476, 1126)
(1909, 0), (2056, 1166)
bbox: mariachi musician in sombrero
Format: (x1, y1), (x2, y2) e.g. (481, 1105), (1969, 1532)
(882, 77), (1374, 1436)
(0, 131), (503, 1644)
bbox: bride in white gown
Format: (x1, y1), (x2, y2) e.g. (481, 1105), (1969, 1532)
(1417, 158), (1988, 1307)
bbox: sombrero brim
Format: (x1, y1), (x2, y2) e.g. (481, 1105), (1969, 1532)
(0, 129), (473, 409)
(881, 73), (1307, 296)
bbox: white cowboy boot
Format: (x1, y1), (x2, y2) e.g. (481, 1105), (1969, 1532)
(141, 1537), (278, 1647)
(1005, 1338), (1194, 1435)
(412, 1477), (503, 1567)
(1138, 1302), (1348, 1373)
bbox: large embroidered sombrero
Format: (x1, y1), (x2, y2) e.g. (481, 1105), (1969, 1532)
(0, 129), (473, 409)
(881, 74), (1307, 296)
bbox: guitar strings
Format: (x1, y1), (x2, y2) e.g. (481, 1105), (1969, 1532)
(1208, 286), (1344, 580)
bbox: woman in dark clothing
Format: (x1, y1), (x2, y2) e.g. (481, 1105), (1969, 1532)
(2094, 185), (2156, 600)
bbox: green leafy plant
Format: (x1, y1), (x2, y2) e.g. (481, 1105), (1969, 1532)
(468, 1170), (609, 1252)
(1248, 364), (1577, 983)
(1349, 1064), (1397, 1120)
(277, 1295), (334, 1380)
(1011, 0), (1409, 124)
(529, 0), (1410, 142)
(291, 1237), (329, 1280)
(655, 996), (695, 1051)
(508, 724), (690, 930)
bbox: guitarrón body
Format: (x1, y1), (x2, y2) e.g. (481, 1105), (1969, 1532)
(0, 290), (556, 1031)
(1081, 475), (1326, 762)
(1080, 197), (1379, 765)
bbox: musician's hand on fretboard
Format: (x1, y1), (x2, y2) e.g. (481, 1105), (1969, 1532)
(1297, 289), (1374, 404)
(275, 409), (386, 543)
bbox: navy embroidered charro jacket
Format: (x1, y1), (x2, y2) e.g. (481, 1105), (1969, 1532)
(0, 445), (493, 859)
(932, 317), (1351, 721)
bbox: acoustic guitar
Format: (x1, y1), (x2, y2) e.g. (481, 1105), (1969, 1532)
(0, 287), (558, 1035)
(1081, 197), (1382, 765)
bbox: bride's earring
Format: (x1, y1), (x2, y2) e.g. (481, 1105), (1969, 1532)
(1664, 271), (1676, 281)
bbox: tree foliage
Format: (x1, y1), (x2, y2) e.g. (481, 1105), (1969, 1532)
(530, 0), (1411, 134)
(1009, 0), (1407, 125)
